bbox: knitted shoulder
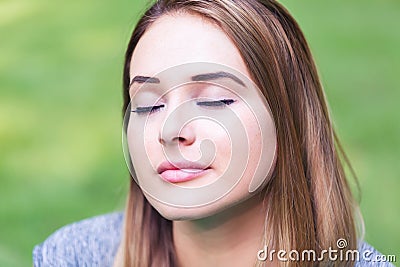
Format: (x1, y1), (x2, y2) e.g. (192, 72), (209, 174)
(33, 211), (124, 267)
(355, 241), (395, 267)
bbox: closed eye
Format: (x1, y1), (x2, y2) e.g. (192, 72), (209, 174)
(132, 104), (165, 114)
(196, 99), (236, 107)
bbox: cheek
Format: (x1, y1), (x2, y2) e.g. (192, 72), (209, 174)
(246, 127), (263, 183)
(143, 121), (160, 152)
(246, 117), (263, 163)
(127, 116), (161, 173)
(235, 106), (265, 184)
(194, 120), (232, 172)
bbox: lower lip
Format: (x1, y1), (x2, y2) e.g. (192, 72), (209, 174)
(159, 169), (210, 183)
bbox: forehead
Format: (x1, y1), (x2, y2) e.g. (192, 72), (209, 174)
(129, 13), (250, 80)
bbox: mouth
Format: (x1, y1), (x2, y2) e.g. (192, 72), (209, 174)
(157, 161), (211, 183)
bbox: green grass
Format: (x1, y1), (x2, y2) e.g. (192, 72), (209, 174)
(0, 0), (399, 266)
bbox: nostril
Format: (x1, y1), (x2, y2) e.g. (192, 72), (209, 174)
(171, 136), (187, 144)
(159, 125), (196, 146)
(171, 136), (192, 145)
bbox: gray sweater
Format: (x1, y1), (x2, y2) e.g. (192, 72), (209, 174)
(33, 212), (395, 266)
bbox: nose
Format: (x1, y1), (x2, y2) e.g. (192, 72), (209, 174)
(158, 118), (196, 147)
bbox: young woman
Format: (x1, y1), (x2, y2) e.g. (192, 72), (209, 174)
(33, 1), (394, 266)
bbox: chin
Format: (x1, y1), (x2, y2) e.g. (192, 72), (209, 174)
(148, 199), (221, 221)
(145, 192), (252, 221)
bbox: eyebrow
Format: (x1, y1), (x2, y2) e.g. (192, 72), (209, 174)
(129, 71), (245, 88)
(191, 71), (245, 87)
(130, 76), (160, 86)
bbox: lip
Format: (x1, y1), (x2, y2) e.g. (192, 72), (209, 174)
(157, 161), (211, 183)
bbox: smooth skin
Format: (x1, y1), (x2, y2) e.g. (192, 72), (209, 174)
(128, 13), (278, 267)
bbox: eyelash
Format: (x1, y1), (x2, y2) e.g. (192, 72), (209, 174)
(132, 99), (235, 114)
(196, 99), (236, 107)
(132, 105), (165, 114)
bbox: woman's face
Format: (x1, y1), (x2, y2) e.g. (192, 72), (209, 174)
(126, 13), (277, 220)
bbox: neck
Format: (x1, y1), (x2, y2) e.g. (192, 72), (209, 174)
(173, 193), (271, 267)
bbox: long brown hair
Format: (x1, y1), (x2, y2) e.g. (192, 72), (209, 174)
(116, 1), (360, 266)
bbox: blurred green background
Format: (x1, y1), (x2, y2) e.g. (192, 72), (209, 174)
(0, 0), (399, 266)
